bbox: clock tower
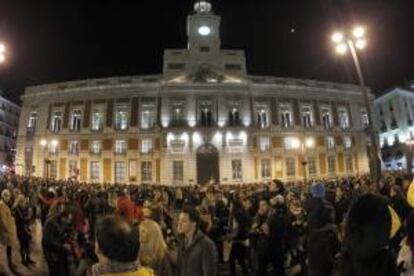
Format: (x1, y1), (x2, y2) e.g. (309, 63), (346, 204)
(187, 1), (221, 58)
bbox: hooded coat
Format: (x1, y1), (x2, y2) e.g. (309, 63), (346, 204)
(337, 194), (398, 276)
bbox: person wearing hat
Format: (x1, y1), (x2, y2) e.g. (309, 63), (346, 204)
(304, 183), (339, 276)
(338, 193), (398, 276)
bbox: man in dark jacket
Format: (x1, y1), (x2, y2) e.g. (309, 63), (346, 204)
(262, 194), (289, 276)
(304, 183), (339, 276)
(42, 203), (73, 276)
(176, 206), (218, 276)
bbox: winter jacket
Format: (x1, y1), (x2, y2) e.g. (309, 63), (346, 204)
(0, 200), (17, 246)
(176, 230), (218, 276)
(304, 197), (335, 230)
(14, 205), (32, 242)
(267, 206), (289, 254)
(42, 216), (70, 263)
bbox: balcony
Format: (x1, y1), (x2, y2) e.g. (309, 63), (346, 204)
(90, 150), (101, 156)
(26, 126), (36, 134)
(114, 150), (127, 155)
(68, 150), (79, 156)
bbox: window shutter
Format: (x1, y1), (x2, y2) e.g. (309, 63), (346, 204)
(317, 136), (325, 147)
(271, 98), (278, 126)
(128, 139), (138, 150)
(60, 139), (68, 151)
(293, 99), (301, 126)
(83, 100), (91, 128)
(313, 100), (321, 125)
(46, 104), (52, 130)
(63, 103), (70, 129)
(106, 99), (114, 127)
(347, 103), (353, 127)
(103, 139), (113, 151)
(154, 138), (160, 151)
(80, 139), (89, 151)
(130, 97), (139, 127)
(332, 102), (339, 127)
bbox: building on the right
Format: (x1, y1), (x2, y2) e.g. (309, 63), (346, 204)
(374, 82), (414, 172)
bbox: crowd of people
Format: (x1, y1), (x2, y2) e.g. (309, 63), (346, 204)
(1, 172), (414, 275)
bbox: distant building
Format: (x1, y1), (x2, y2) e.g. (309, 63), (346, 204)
(15, 1), (371, 184)
(374, 84), (414, 171)
(0, 90), (20, 171)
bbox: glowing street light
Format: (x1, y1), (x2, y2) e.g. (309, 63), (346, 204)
(0, 43), (6, 63)
(335, 43), (348, 55)
(353, 26), (365, 38)
(331, 32), (344, 43)
(355, 39), (367, 50)
(330, 25), (380, 181)
(40, 139), (48, 147)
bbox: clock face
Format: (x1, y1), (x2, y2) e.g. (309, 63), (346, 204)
(198, 25), (211, 36)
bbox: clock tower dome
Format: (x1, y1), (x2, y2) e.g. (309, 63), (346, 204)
(187, 1), (221, 57)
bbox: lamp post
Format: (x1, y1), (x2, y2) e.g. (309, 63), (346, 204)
(331, 26), (380, 181)
(406, 139), (414, 174)
(294, 137), (315, 184)
(302, 137), (315, 184)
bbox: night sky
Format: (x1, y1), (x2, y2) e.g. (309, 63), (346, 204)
(1, 0), (413, 104)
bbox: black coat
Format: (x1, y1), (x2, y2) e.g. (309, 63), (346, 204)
(14, 205), (31, 242)
(176, 230), (218, 276)
(267, 206), (289, 254)
(304, 197), (335, 230)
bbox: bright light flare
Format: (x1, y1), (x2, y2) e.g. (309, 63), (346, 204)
(0, 43), (5, 53)
(0, 54), (5, 63)
(331, 32), (344, 43)
(355, 39), (367, 50)
(40, 139), (48, 147)
(335, 43), (348, 54)
(51, 140), (59, 146)
(353, 26), (365, 39)
(305, 138), (315, 148)
(291, 138), (301, 149)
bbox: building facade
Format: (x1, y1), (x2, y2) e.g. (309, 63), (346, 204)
(0, 90), (20, 171)
(16, 1), (371, 184)
(374, 84), (414, 171)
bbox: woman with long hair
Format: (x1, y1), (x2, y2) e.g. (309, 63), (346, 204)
(13, 194), (34, 266)
(138, 219), (173, 276)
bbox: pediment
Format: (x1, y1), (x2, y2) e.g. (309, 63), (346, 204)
(164, 64), (246, 84)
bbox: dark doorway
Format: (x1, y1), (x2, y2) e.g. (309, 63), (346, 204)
(197, 144), (219, 185)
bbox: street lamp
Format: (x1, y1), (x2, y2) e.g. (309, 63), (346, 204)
(301, 137), (315, 184)
(0, 43), (6, 63)
(331, 25), (381, 181)
(406, 139), (414, 174)
(292, 137), (315, 183)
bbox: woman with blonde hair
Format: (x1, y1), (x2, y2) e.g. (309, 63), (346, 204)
(13, 194), (34, 266)
(138, 219), (173, 276)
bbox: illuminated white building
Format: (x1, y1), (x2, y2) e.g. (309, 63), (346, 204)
(15, 1), (371, 184)
(374, 84), (414, 171)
